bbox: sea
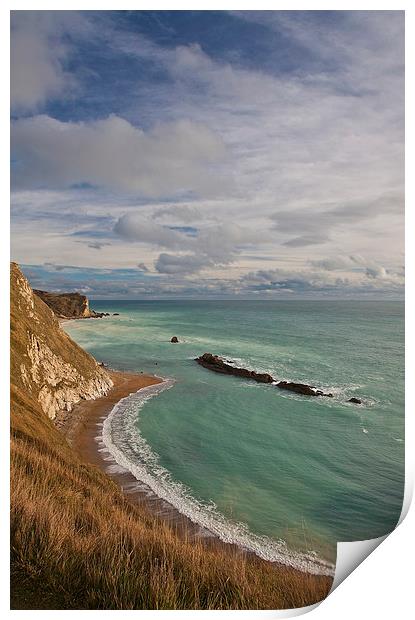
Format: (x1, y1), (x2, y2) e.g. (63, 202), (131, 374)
(64, 300), (404, 575)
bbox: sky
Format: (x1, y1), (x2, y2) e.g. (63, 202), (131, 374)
(10, 10), (405, 299)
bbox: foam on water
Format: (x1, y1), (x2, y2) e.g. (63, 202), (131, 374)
(101, 381), (335, 576)
(194, 353), (368, 408)
(65, 300), (404, 571)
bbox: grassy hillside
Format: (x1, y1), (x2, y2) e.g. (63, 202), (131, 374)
(10, 264), (333, 609)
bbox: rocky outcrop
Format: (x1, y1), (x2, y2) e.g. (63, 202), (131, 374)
(195, 353), (274, 383)
(348, 397), (362, 404)
(11, 263), (113, 419)
(33, 289), (107, 319)
(195, 353), (333, 397)
(277, 381), (333, 398)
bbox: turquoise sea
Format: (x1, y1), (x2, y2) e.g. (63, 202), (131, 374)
(65, 300), (404, 574)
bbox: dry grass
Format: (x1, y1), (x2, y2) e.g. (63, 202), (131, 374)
(10, 262), (332, 609)
(11, 385), (332, 610)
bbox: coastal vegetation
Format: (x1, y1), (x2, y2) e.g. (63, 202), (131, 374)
(10, 263), (332, 609)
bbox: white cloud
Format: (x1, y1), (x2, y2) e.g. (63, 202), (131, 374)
(365, 265), (387, 279)
(152, 205), (201, 221)
(114, 213), (270, 274)
(137, 262), (149, 272)
(10, 11), (82, 111)
(272, 193), (403, 248)
(114, 214), (186, 248)
(11, 115), (228, 198)
(239, 262), (404, 296)
(310, 256), (360, 271)
(10, 11), (404, 297)
(155, 253), (210, 275)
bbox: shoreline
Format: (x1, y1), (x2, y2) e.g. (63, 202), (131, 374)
(56, 370), (258, 557)
(55, 369), (334, 578)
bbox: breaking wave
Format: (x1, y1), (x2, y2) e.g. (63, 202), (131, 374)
(101, 380), (335, 576)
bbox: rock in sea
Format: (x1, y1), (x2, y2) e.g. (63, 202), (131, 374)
(277, 381), (333, 398)
(195, 353), (334, 397)
(195, 353), (273, 383)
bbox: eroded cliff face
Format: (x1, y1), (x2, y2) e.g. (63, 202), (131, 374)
(33, 289), (94, 318)
(11, 263), (113, 419)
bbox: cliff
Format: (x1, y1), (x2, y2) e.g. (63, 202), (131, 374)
(10, 262), (332, 610)
(11, 263), (113, 419)
(33, 289), (106, 319)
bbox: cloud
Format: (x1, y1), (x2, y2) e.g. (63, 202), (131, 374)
(152, 205), (201, 221)
(239, 264), (404, 296)
(309, 254), (404, 287)
(115, 213), (269, 274)
(283, 234), (329, 248)
(10, 11), (81, 112)
(87, 242), (111, 250)
(272, 193), (404, 246)
(19, 260), (404, 300)
(114, 214), (186, 248)
(365, 265), (388, 279)
(43, 262), (66, 271)
(232, 11), (404, 95)
(155, 253), (210, 274)
(10, 12), (404, 298)
(11, 115), (228, 198)
(310, 256), (358, 271)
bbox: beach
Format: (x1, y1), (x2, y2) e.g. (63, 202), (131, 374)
(55, 370), (259, 557)
(56, 368), (338, 581)
(11, 265), (334, 609)
(55, 370), (162, 448)
(60, 297), (405, 576)
(64, 299), (404, 566)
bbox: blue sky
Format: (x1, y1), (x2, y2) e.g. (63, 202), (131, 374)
(11, 10), (404, 298)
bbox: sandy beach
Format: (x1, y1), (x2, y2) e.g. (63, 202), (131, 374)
(54, 368), (337, 581)
(55, 370), (254, 556)
(55, 370), (162, 447)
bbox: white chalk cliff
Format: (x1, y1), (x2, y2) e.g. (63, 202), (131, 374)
(11, 263), (113, 420)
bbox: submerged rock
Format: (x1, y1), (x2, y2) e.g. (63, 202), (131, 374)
(348, 397), (362, 404)
(171, 336), (179, 343)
